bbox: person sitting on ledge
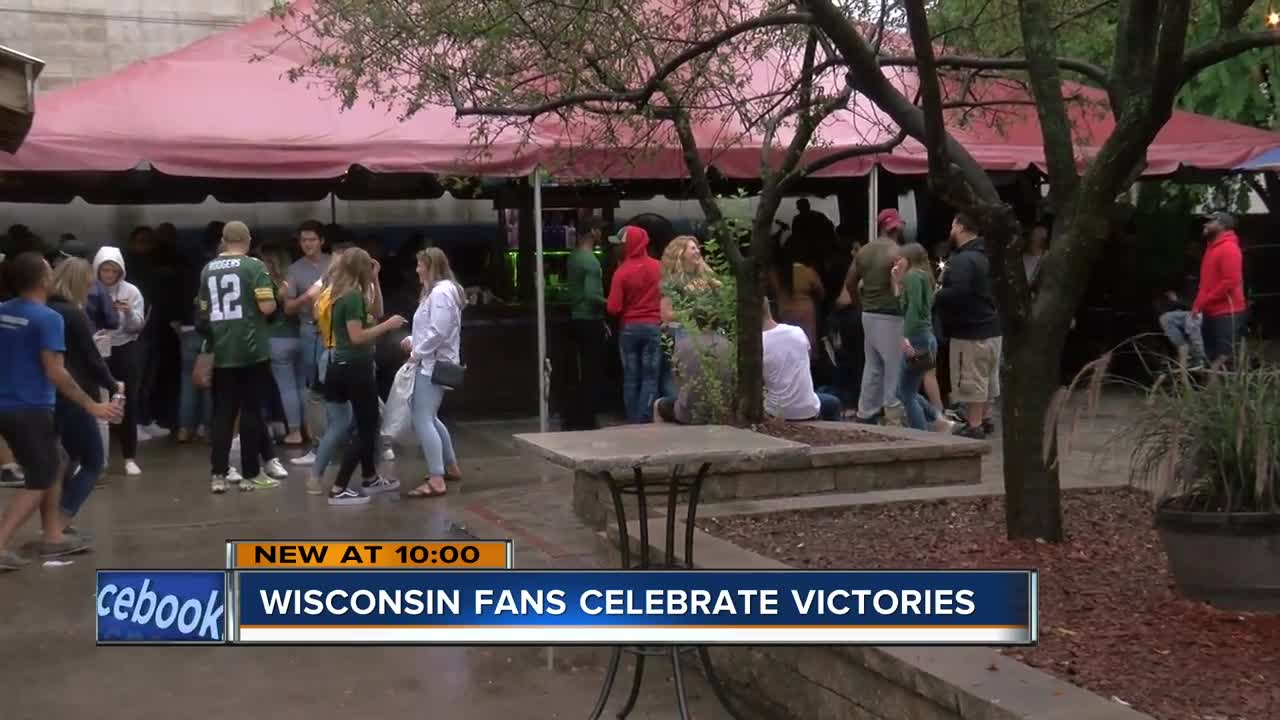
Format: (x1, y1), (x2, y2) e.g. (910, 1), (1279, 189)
(653, 330), (734, 425)
(762, 299), (842, 422)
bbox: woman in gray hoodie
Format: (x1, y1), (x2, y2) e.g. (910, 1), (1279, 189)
(92, 246), (147, 476)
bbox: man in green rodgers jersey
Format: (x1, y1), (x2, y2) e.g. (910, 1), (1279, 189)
(197, 222), (290, 494)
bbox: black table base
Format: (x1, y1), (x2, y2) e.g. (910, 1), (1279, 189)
(587, 462), (742, 720)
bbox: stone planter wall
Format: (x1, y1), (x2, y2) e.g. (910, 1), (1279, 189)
(573, 423), (988, 531)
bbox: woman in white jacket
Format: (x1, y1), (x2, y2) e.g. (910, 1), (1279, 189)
(92, 246), (147, 476)
(404, 247), (464, 498)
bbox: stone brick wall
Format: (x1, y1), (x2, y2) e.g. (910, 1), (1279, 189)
(0, 0), (272, 91)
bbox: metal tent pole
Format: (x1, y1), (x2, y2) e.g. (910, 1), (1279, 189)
(533, 170), (549, 433)
(867, 165), (880, 241)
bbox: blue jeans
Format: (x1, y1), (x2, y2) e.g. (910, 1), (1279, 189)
(619, 323), (662, 422)
(269, 337), (306, 432)
(178, 328), (212, 430)
(300, 322), (320, 389)
(313, 401), (353, 476)
(817, 393), (842, 421)
(899, 334), (940, 431)
(413, 374), (457, 477)
(55, 400), (104, 518)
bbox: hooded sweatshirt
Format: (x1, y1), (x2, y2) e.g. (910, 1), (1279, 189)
(1192, 230), (1245, 318)
(606, 226), (661, 326)
(92, 246), (147, 347)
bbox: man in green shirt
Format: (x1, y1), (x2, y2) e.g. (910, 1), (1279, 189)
(562, 216), (608, 430)
(845, 209), (905, 424)
(197, 221), (288, 493)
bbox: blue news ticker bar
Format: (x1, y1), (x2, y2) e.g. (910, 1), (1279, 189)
(235, 569), (1033, 628)
(96, 570), (227, 644)
(97, 569), (1035, 645)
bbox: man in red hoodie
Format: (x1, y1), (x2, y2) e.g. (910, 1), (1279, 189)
(1192, 212), (1247, 365)
(607, 226), (663, 422)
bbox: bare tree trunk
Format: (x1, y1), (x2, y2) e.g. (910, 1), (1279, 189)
(998, 323), (1065, 541)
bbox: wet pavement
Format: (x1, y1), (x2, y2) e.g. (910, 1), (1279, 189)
(0, 420), (729, 720)
(0, 397), (1138, 719)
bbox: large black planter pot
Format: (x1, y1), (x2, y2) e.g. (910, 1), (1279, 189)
(1155, 502), (1280, 612)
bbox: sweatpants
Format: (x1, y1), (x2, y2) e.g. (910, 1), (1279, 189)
(858, 312), (905, 419)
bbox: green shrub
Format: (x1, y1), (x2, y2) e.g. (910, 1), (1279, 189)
(1123, 348), (1279, 513)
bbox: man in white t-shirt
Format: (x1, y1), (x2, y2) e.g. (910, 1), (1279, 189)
(762, 300), (842, 421)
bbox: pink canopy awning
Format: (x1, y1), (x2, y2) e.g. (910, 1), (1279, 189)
(2, 6), (1278, 181)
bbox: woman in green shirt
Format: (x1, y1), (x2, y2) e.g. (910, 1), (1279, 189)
(261, 242), (306, 446)
(894, 243), (946, 432)
(322, 248), (406, 505)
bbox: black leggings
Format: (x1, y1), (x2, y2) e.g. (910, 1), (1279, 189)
(327, 358), (380, 490)
(106, 340), (142, 460)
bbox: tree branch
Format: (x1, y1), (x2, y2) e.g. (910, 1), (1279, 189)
(454, 12), (814, 117)
(880, 53), (1111, 89)
(1180, 30), (1280, 85)
(901, 0), (949, 184)
(780, 127), (908, 188)
(1016, 0), (1080, 206)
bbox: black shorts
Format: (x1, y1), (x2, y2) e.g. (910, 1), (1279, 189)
(0, 408), (61, 490)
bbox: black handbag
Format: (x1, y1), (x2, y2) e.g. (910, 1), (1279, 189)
(906, 350), (936, 373)
(430, 360), (466, 390)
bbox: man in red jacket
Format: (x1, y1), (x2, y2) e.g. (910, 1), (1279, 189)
(607, 226), (663, 422)
(1192, 212), (1247, 365)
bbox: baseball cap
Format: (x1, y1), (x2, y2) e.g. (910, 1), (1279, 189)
(1207, 211), (1236, 230)
(608, 226), (632, 245)
(877, 208), (904, 234)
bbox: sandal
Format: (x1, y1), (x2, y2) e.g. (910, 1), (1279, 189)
(407, 482), (447, 498)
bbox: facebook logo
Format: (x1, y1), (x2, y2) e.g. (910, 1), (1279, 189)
(96, 570), (227, 644)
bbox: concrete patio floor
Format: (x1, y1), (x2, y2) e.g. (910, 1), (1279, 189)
(0, 395), (1137, 720)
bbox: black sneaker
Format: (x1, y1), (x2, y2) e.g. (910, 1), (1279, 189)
(328, 487), (371, 506)
(954, 425), (987, 440)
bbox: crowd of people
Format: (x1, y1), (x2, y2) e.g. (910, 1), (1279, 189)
(0, 201), (1249, 570)
(0, 219), (467, 570)
(559, 203), (1005, 438)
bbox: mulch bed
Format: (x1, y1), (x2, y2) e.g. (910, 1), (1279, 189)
(699, 488), (1280, 720)
(753, 420), (901, 447)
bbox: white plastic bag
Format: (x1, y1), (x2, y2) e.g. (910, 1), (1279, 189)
(381, 363), (417, 441)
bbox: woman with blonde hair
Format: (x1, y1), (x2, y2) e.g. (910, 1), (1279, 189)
(403, 246), (465, 498)
(658, 235), (721, 397)
(893, 243), (952, 433)
(48, 258), (121, 535)
(318, 247), (405, 505)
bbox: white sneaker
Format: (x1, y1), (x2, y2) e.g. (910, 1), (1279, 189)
(290, 451), (317, 466)
(381, 445), (396, 462)
(124, 460), (142, 476)
(210, 475), (228, 494)
(226, 467), (244, 483)
(143, 423), (170, 439)
(136, 425), (153, 441)
(933, 418), (959, 434)
(264, 458), (289, 480)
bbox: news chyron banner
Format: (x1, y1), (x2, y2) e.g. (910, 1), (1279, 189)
(97, 540), (1038, 646)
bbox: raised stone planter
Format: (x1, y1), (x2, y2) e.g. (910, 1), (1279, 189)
(608, 517), (1154, 720)
(573, 423), (988, 531)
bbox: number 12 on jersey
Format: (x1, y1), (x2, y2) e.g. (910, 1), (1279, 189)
(208, 274), (243, 322)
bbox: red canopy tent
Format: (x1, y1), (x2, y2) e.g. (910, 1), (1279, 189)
(2, 5), (1278, 183)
